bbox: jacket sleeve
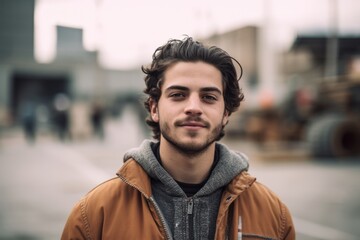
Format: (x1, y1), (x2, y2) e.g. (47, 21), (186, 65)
(61, 199), (91, 240)
(281, 203), (296, 240)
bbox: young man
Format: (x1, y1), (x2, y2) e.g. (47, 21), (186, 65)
(61, 37), (295, 240)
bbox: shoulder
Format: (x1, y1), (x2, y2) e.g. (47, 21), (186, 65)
(239, 177), (290, 218)
(64, 177), (129, 228)
(247, 180), (283, 203)
(83, 160), (148, 207)
(62, 165), (154, 240)
(231, 171), (285, 208)
(80, 159), (152, 213)
(61, 178), (125, 240)
(233, 174), (295, 239)
(83, 177), (125, 206)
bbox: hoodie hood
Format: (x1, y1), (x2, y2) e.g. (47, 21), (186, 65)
(123, 139), (249, 197)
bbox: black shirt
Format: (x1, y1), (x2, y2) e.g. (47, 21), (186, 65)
(152, 142), (220, 197)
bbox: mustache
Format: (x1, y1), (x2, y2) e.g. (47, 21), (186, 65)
(174, 117), (210, 128)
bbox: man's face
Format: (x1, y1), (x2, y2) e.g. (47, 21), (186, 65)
(150, 61), (229, 154)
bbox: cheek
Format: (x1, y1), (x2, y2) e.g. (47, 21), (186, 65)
(157, 104), (177, 120)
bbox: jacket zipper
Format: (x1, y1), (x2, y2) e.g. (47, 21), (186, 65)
(149, 196), (173, 240)
(187, 198), (194, 214)
(117, 174), (173, 240)
(187, 198), (194, 239)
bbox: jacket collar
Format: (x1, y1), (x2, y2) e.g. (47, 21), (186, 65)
(116, 159), (152, 198)
(117, 158), (256, 201)
(225, 171), (256, 196)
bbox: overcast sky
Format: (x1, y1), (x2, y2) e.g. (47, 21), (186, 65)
(34, 0), (360, 69)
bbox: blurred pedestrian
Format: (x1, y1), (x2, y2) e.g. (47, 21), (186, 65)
(20, 100), (37, 143)
(62, 37), (295, 240)
(53, 93), (71, 141)
(90, 101), (105, 140)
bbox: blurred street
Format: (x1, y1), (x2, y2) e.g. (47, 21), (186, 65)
(0, 108), (360, 240)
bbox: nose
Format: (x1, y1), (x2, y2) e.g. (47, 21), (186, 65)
(184, 94), (202, 116)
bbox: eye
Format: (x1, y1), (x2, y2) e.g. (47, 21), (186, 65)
(169, 92), (186, 100)
(202, 95), (217, 102)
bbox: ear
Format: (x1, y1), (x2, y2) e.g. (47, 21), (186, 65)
(222, 110), (229, 126)
(149, 99), (159, 123)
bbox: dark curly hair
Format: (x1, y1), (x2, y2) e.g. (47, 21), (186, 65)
(142, 36), (244, 140)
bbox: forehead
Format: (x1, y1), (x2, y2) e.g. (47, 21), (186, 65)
(162, 61), (223, 91)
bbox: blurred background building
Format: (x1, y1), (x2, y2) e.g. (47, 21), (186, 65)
(0, 0), (147, 141)
(202, 25), (360, 158)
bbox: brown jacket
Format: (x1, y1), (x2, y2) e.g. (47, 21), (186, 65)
(61, 159), (295, 240)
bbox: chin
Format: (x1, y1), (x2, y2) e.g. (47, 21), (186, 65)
(161, 130), (216, 154)
(176, 138), (215, 153)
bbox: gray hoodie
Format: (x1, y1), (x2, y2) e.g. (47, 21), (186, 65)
(124, 140), (249, 240)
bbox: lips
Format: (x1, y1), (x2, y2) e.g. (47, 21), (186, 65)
(176, 118), (209, 128)
(180, 122), (206, 128)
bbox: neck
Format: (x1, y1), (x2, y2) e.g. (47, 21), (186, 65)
(159, 138), (216, 184)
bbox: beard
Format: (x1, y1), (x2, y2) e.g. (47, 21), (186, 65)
(160, 118), (225, 156)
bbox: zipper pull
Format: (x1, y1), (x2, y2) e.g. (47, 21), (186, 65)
(187, 198), (194, 215)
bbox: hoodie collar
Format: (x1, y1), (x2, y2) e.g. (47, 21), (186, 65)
(123, 140), (250, 197)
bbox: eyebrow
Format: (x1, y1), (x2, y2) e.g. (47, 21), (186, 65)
(165, 85), (223, 95)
